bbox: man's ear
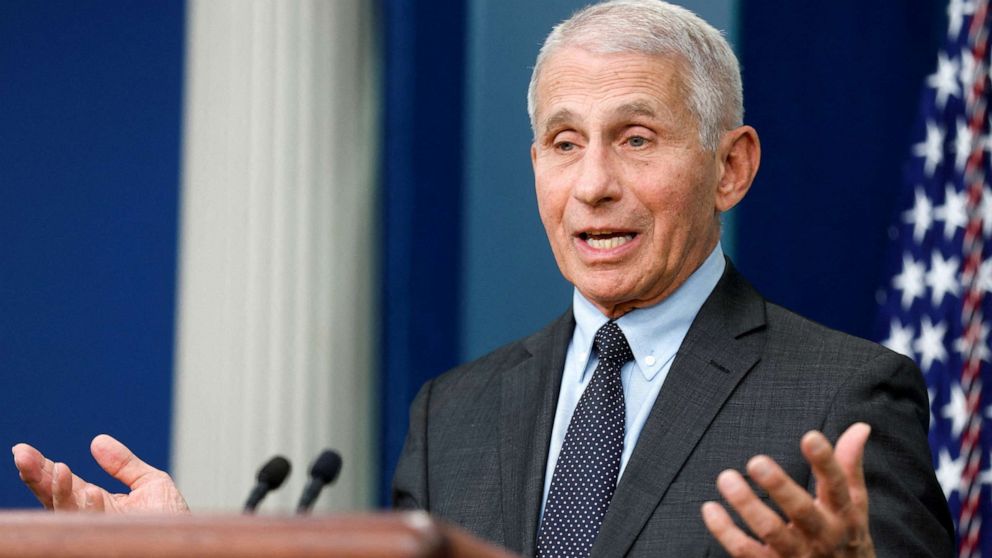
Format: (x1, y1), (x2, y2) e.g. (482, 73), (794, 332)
(714, 126), (760, 213)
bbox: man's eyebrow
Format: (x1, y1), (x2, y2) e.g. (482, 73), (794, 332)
(612, 101), (659, 120)
(540, 109), (577, 136)
(539, 102), (663, 136)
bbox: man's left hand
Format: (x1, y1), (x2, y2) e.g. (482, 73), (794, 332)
(701, 422), (875, 558)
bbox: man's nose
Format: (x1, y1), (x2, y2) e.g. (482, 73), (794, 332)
(573, 143), (621, 206)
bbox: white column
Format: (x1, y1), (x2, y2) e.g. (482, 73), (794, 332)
(173, 0), (378, 512)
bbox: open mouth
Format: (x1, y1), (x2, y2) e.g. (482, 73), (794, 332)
(579, 231), (637, 250)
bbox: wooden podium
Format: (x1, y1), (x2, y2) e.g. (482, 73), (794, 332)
(0, 511), (518, 558)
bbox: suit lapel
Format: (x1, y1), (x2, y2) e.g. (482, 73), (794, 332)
(499, 311), (574, 556)
(591, 262), (767, 557)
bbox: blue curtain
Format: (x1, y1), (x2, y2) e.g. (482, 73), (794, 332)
(735, 1), (945, 339)
(0, 0), (184, 506)
(378, 0), (467, 506)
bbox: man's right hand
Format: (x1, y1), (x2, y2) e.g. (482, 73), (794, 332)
(12, 434), (189, 514)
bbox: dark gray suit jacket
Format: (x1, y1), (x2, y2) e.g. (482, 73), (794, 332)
(393, 263), (954, 557)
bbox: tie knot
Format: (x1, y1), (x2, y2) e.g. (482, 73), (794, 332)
(593, 321), (633, 366)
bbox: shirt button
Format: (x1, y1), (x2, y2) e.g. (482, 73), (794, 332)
(645, 355), (656, 367)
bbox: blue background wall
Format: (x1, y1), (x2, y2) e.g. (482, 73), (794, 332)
(379, 0), (468, 506)
(735, 1), (945, 340)
(0, 1), (184, 506)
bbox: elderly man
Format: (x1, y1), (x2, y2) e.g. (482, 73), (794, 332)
(390, 1), (952, 557)
(13, 1), (952, 557)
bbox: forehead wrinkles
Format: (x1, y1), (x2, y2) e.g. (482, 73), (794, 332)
(536, 52), (690, 132)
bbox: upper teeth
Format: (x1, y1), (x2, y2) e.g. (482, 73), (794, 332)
(586, 234), (634, 249)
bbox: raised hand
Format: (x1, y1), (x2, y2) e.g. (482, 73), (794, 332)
(12, 434), (189, 514)
(701, 423), (874, 558)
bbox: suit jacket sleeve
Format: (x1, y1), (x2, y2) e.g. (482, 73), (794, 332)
(393, 379), (432, 511)
(819, 350), (954, 557)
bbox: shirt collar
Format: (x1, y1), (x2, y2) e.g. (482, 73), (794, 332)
(570, 243), (726, 382)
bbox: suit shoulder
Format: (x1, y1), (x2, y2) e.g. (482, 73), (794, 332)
(762, 301), (913, 371)
(432, 337), (528, 389)
(429, 310), (572, 396)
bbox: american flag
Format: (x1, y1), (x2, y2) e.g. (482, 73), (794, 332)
(877, 1), (992, 556)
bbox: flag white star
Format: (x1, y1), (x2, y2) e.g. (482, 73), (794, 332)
(977, 259), (992, 294)
(926, 250), (961, 305)
(955, 118), (975, 170)
(981, 187), (992, 236)
(942, 382), (969, 437)
(914, 317), (948, 371)
(913, 121), (945, 176)
(985, 116), (992, 156)
(936, 448), (965, 500)
(958, 49), (978, 87)
(980, 452), (992, 487)
(934, 183), (968, 239)
(959, 48), (977, 90)
(927, 53), (960, 109)
(928, 388), (937, 431)
(954, 321), (992, 363)
(882, 318), (915, 358)
(893, 253), (927, 309)
(948, 0), (976, 38)
(902, 187), (934, 243)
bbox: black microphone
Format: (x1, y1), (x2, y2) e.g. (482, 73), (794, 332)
(243, 455), (292, 513)
(295, 449), (342, 514)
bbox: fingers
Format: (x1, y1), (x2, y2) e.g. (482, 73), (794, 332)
(12, 443), (89, 510)
(715, 467), (800, 555)
(51, 462), (110, 512)
(51, 462), (81, 511)
(706, 425), (874, 557)
(833, 422), (870, 474)
(14, 442), (115, 513)
(701, 501), (774, 558)
(801, 431), (851, 514)
(12, 443), (54, 508)
(714, 453), (837, 547)
(90, 434), (163, 490)
(832, 423), (871, 513)
(749, 453), (835, 541)
(83, 485), (106, 512)
(17, 435), (188, 515)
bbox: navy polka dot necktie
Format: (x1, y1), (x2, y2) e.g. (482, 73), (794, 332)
(537, 321), (632, 558)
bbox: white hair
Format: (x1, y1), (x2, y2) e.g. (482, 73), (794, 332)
(526, 0), (743, 151)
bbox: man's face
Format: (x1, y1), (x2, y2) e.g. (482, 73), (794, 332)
(531, 48), (724, 318)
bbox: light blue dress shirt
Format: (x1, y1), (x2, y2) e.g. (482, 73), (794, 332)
(539, 243), (727, 521)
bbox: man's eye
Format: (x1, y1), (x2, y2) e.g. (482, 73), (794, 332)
(556, 141), (576, 152)
(627, 136), (648, 148)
